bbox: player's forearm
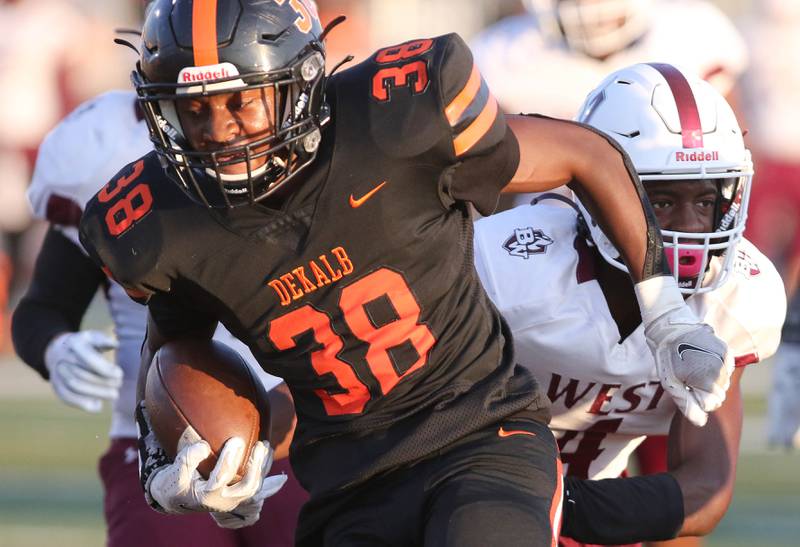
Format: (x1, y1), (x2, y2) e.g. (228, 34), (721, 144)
(137, 338), (157, 404)
(669, 419), (737, 536)
(12, 298), (76, 379)
(11, 227), (104, 379)
(561, 473), (684, 543)
(506, 115), (667, 282)
(668, 369), (744, 536)
(267, 382), (297, 460)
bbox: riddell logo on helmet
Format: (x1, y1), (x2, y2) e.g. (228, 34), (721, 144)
(675, 151), (719, 162)
(177, 62), (239, 84)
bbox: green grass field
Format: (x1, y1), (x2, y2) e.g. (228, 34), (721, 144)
(5, 256), (794, 546)
(0, 368), (798, 546)
(0, 397), (108, 547)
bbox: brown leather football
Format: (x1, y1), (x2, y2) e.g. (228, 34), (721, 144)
(145, 339), (271, 482)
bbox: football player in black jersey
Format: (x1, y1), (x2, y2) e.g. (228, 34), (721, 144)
(79, 1), (731, 545)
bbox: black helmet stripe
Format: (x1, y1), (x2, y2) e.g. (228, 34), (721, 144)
(193, 0), (219, 66)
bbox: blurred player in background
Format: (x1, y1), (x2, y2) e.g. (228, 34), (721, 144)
(473, 0), (747, 118)
(11, 89), (307, 546)
(474, 63), (785, 546)
(739, 0), (800, 451)
(0, 0), (88, 352)
(0, 0), (143, 352)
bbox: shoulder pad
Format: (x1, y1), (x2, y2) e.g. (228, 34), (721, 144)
(78, 152), (192, 301)
(333, 33), (507, 162)
(704, 239), (787, 365)
(28, 91), (152, 225)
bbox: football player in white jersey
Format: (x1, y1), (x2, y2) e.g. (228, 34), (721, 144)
(11, 90), (307, 547)
(473, 64), (786, 544)
(472, 0), (747, 119)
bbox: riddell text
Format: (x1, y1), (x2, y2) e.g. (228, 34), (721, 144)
(675, 150), (719, 162)
(181, 67), (231, 82)
(267, 247), (354, 306)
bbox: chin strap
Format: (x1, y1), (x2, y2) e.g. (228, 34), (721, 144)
(530, 192), (593, 244)
(530, 192), (580, 212)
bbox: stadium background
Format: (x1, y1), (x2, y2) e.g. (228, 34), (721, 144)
(0, 1), (796, 545)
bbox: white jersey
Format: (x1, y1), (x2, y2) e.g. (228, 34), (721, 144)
(474, 204), (785, 479)
(472, 0), (747, 120)
(27, 91), (283, 439)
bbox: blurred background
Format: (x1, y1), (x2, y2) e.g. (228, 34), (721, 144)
(0, 0), (797, 545)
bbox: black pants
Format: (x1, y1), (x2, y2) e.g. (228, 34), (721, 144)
(298, 415), (562, 547)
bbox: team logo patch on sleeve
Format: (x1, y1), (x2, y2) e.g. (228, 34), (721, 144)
(734, 248), (761, 277)
(503, 228), (553, 259)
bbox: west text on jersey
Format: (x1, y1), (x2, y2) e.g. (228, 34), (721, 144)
(548, 373), (668, 415)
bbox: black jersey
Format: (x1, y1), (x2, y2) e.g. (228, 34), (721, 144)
(80, 34), (547, 499)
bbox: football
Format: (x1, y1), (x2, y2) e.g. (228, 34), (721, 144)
(145, 338), (271, 482)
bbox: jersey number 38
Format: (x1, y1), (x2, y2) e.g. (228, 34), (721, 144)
(268, 268), (436, 416)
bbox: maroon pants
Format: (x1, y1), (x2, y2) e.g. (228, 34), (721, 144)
(99, 438), (309, 547)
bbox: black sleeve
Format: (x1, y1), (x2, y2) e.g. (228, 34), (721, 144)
(11, 227), (106, 379)
(561, 473), (684, 544)
(441, 126), (519, 215)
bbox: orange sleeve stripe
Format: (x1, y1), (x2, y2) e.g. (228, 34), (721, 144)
(452, 94), (498, 156)
(549, 457), (564, 547)
(192, 0), (219, 66)
(445, 64), (482, 126)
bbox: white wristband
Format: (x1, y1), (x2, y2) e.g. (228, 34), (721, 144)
(634, 275), (685, 326)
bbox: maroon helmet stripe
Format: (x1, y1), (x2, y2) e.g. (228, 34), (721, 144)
(647, 63), (704, 148)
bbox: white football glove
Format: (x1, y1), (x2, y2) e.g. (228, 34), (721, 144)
(135, 402), (287, 515)
(210, 455), (288, 529)
(636, 276), (732, 427)
(768, 342), (800, 449)
(44, 330), (122, 413)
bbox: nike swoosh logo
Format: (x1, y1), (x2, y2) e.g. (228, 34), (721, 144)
(349, 181), (387, 208)
(498, 427), (536, 438)
(677, 343), (722, 362)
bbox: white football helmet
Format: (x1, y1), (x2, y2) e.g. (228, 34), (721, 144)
(575, 63), (753, 294)
(525, 0), (653, 59)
